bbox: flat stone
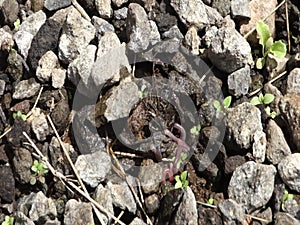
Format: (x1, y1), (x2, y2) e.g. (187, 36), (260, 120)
(92, 16), (115, 39)
(252, 130), (266, 163)
(95, 0), (112, 18)
(14, 31), (33, 60)
(162, 25), (184, 40)
(44, 0), (71, 11)
(184, 26), (200, 55)
(13, 78), (40, 99)
(228, 161), (276, 211)
(75, 150), (111, 188)
(13, 147), (33, 184)
(64, 199), (94, 225)
(266, 119), (291, 165)
(36, 51), (59, 82)
(114, 7), (128, 20)
(212, 0), (231, 17)
(231, 0), (251, 19)
(0, 0), (19, 25)
(31, 108), (50, 141)
(6, 52), (23, 82)
(0, 79), (5, 95)
(218, 199), (246, 225)
(0, 165), (15, 202)
(287, 68), (300, 94)
(227, 66), (251, 97)
(274, 212), (300, 225)
(15, 212), (35, 225)
(278, 153), (300, 193)
(19, 10), (47, 36)
(51, 68), (66, 88)
(145, 194), (160, 214)
(112, 0), (127, 8)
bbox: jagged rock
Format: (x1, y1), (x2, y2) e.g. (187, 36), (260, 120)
(64, 199), (94, 225)
(13, 78), (40, 99)
(44, 0), (71, 11)
(227, 66), (251, 97)
(95, 0), (112, 18)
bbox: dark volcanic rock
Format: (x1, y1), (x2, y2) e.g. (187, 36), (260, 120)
(0, 165), (15, 202)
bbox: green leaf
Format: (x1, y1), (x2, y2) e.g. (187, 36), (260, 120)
(270, 40), (287, 58)
(263, 93), (275, 105)
(265, 37), (274, 52)
(223, 96), (232, 109)
(12, 113), (17, 119)
(270, 111), (277, 119)
(14, 18), (20, 30)
(213, 100), (221, 112)
(30, 176), (36, 185)
(208, 198), (214, 205)
(258, 93), (264, 103)
(180, 171), (188, 181)
(256, 21), (271, 52)
(256, 57), (265, 69)
(287, 193), (294, 200)
(181, 153), (188, 161)
(250, 96), (261, 106)
(20, 114), (27, 121)
(182, 180), (189, 188)
(39, 176), (46, 184)
(265, 106), (271, 115)
(174, 181), (182, 189)
(174, 175), (181, 183)
(190, 124), (201, 135)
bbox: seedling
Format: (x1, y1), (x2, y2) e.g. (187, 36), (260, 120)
(14, 18), (20, 31)
(2, 216), (14, 225)
(250, 93), (274, 106)
(265, 106), (277, 119)
(208, 198), (214, 205)
(256, 21), (287, 69)
(213, 96), (232, 113)
(138, 84), (148, 99)
(174, 170), (189, 189)
(13, 111), (27, 121)
(30, 160), (49, 185)
(282, 189), (294, 210)
(190, 124), (201, 136)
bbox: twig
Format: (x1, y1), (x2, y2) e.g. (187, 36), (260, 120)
(197, 201), (217, 208)
(113, 211), (124, 225)
(285, 0), (291, 53)
(26, 86), (43, 118)
(71, 0), (91, 21)
(0, 127), (12, 140)
(244, 0), (286, 39)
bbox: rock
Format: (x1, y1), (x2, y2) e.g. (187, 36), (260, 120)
(251, 207), (273, 225)
(13, 147), (33, 184)
(13, 31), (33, 60)
(138, 159), (162, 194)
(252, 130), (266, 163)
(228, 161), (276, 211)
(204, 18), (253, 74)
(64, 199), (94, 225)
(230, 0), (251, 19)
(274, 212), (300, 225)
(129, 218), (147, 225)
(266, 53), (289, 80)
(36, 51), (59, 82)
(0, 0), (19, 25)
(15, 212), (35, 225)
(162, 25), (184, 40)
(31, 108), (50, 141)
(112, 0), (128, 7)
(198, 207), (223, 225)
(145, 194), (160, 214)
(240, 0), (277, 43)
(170, 0), (208, 29)
(45, 0), (71, 11)
(13, 78), (41, 99)
(19, 10), (47, 36)
(67, 45), (97, 96)
(6, 52), (23, 82)
(106, 175), (137, 213)
(93, 184), (114, 224)
(50, 98), (69, 132)
(278, 153), (300, 193)
(287, 68), (300, 94)
(0, 79), (5, 95)
(266, 120), (291, 165)
(7, 118), (31, 146)
(51, 68), (66, 88)
(226, 102), (262, 149)
(283, 198), (299, 217)
(95, 0), (112, 18)
(224, 155), (246, 175)
(172, 186), (198, 225)
(184, 26), (200, 55)
(92, 16), (115, 39)
(218, 199), (246, 225)
(0, 28), (13, 52)
(0, 145), (8, 163)
(0, 165), (15, 202)
(114, 7), (128, 20)
(58, 7), (95, 64)
(75, 150), (111, 188)
(212, 0), (231, 17)
(279, 94), (300, 149)
(227, 66), (251, 97)
(31, 0), (44, 12)
(44, 219), (61, 225)
(17, 191), (57, 222)
(126, 3), (160, 52)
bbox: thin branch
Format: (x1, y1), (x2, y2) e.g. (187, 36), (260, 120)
(285, 0), (291, 53)
(71, 0), (91, 21)
(26, 86), (43, 118)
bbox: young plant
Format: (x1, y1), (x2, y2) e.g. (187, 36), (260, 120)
(207, 198), (214, 205)
(213, 96), (232, 113)
(2, 216), (14, 225)
(13, 111), (27, 121)
(265, 106), (277, 119)
(256, 21), (287, 69)
(30, 160), (49, 185)
(250, 93), (274, 106)
(174, 171), (189, 189)
(190, 124), (201, 136)
(138, 84), (148, 99)
(282, 189), (294, 210)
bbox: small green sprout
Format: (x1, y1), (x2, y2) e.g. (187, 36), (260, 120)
(138, 84), (148, 99)
(2, 216), (14, 225)
(250, 93), (274, 106)
(256, 21), (287, 69)
(207, 198), (214, 205)
(213, 96), (232, 113)
(13, 111), (27, 121)
(30, 160), (49, 185)
(174, 171), (189, 189)
(175, 153), (188, 170)
(282, 189), (294, 210)
(14, 18), (20, 31)
(265, 106), (277, 119)
(190, 124), (201, 136)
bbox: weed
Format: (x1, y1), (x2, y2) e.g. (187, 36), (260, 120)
(1, 216), (14, 225)
(30, 160), (49, 185)
(282, 189), (294, 210)
(174, 171), (189, 189)
(207, 198), (214, 205)
(13, 111), (27, 121)
(190, 124), (201, 136)
(213, 96), (232, 113)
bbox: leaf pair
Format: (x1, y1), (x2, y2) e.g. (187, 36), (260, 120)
(250, 93), (274, 106)
(174, 171), (189, 189)
(213, 96), (232, 113)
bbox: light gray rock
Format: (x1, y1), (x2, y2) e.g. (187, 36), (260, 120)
(138, 159), (162, 194)
(64, 199), (94, 225)
(13, 147), (33, 184)
(218, 199), (246, 225)
(36, 51), (59, 82)
(287, 68), (300, 94)
(17, 191), (57, 222)
(227, 66), (251, 97)
(44, 0), (71, 11)
(184, 25), (200, 55)
(114, 7), (128, 20)
(212, 0), (231, 17)
(228, 161), (276, 211)
(15, 212), (35, 225)
(278, 153), (300, 193)
(162, 25), (184, 40)
(279, 94), (300, 149)
(170, 0), (208, 29)
(173, 186), (198, 225)
(274, 212), (300, 225)
(266, 119), (291, 165)
(31, 109), (49, 141)
(107, 176), (137, 213)
(13, 78), (40, 99)
(112, 0), (127, 7)
(252, 130), (266, 163)
(231, 0), (251, 19)
(19, 10), (47, 36)
(51, 68), (66, 89)
(14, 31), (33, 60)
(145, 194), (160, 214)
(92, 16), (115, 39)
(95, 0), (112, 18)
(226, 102), (262, 149)
(283, 198), (299, 217)
(58, 7), (95, 64)
(126, 3), (160, 52)
(129, 218), (147, 225)
(0, 0), (19, 24)
(204, 18), (253, 74)
(75, 150), (111, 188)
(0, 28), (13, 51)
(0, 80), (5, 95)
